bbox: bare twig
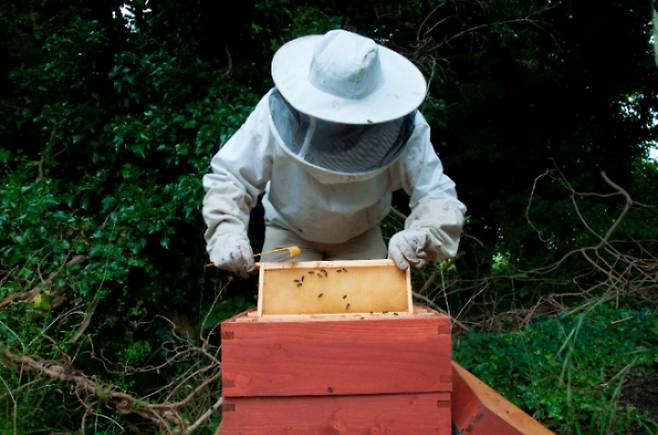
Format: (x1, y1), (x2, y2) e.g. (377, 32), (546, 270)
(0, 255), (87, 312)
(421, 169), (657, 331)
(1, 315), (224, 434)
(186, 397), (223, 434)
(71, 298), (100, 343)
(0, 347), (177, 432)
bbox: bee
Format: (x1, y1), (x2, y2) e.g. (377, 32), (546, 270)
(342, 294), (347, 299)
(293, 279), (300, 283)
(301, 276), (304, 282)
(317, 293), (323, 298)
(341, 267), (348, 272)
(320, 269), (328, 277)
(393, 312), (399, 316)
(296, 283), (302, 287)
(307, 271), (315, 276)
(327, 386), (334, 393)
(337, 269), (342, 273)
(345, 303), (351, 310)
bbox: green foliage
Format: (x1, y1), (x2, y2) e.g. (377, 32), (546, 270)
(253, 0), (343, 53)
(0, 2), (261, 431)
(454, 301), (658, 434)
(1, 0), (657, 432)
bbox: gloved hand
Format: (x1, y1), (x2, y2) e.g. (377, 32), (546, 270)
(209, 232), (255, 278)
(388, 229), (446, 270)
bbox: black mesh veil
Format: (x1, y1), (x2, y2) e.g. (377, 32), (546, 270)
(269, 89), (415, 174)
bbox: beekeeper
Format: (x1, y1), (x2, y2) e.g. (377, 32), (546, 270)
(202, 29), (466, 277)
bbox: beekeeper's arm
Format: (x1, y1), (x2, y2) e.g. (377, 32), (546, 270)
(202, 96), (273, 277)
(388, 113), (466, 270)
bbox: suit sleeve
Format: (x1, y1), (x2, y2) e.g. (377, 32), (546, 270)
(202, 94), (274, 254)
(397, 111), (467, 258)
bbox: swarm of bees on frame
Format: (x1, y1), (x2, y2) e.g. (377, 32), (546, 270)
(286, 266), (402, 315)
(290, 267), (354, 311)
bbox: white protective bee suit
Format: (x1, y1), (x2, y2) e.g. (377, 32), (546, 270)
(202, 29), (466, 277)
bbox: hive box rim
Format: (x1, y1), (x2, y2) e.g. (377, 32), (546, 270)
(226, 304), (444, 323)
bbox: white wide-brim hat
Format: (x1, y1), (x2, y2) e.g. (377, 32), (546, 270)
(271, 29), (427, 125)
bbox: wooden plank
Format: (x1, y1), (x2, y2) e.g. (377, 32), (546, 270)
(238, 310), (437, 322)
(452, 362), (554, 435)
(405, 266), (413, 314)
(256, 265), (265, 316)
(221, 392), (451, 435)
(240, 304), (439, 322)
(221, 315), (451, 397)
(243, 304), (437, 321)
(260, 259), (396, 270)
(257, 259), (411, 316)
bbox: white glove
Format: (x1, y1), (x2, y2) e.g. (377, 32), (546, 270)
(209, 232), (255, 278)
(388, 229), (447, 270)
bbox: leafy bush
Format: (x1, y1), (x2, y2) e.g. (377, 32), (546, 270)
(454, 300), (658, 434)
(1, 0), (657, 432)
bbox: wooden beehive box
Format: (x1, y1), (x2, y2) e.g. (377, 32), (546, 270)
(220, 259), (452, 434)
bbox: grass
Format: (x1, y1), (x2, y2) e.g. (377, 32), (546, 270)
(453, 298), (658, 434)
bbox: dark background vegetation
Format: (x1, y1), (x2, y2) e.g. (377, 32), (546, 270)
(1, 0), (657, 433)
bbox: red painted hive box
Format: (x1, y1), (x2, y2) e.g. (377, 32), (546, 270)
(219, 260), (452, 434)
